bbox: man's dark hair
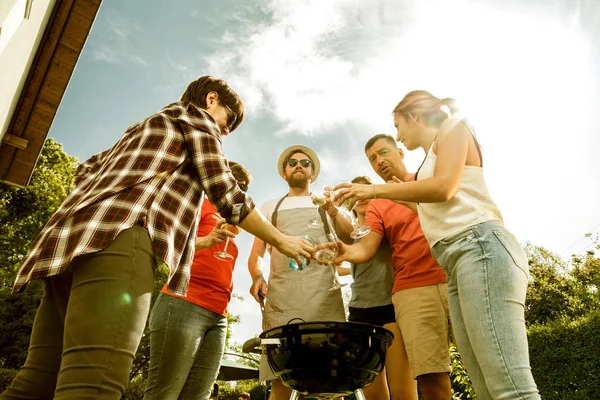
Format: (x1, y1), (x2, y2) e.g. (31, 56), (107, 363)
(351, 175), (372, 185)
(181, 76), (244, 132)
(238, 392), (251, 400)
(364, 134), (397, 153)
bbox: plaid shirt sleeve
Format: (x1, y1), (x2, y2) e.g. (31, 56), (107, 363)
(175, 102), (255, 225)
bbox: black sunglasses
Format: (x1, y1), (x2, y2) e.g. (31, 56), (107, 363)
(286, 159), (312, 168)
(238, 183), (249, 192)
(223, 103), (237, 131)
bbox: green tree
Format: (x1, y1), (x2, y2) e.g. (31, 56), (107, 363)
(0, 138), (78, 372)
(523, 242), (581, 325)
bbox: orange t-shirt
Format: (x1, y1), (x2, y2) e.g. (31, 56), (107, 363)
(161, 200), (238, 316)
(365, 198), (446, 293)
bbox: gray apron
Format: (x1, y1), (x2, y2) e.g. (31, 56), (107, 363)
(259, 197), (346, 380)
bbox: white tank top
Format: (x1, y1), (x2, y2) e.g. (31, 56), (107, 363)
(416, 143), (504, 247)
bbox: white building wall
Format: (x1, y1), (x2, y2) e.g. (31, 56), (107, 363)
(0, 0), (57, 143)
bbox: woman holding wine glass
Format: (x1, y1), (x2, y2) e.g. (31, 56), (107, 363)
(144, 161), (253, 399)
(334, 91), (541, 399)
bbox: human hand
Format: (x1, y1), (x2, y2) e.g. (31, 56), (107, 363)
(275, 235), (315, 269)
(250, 273), (268, 302)
(315, 186), (337, 218)
(315, 239), (349, 265)
(195, 219), (237, 250)
(332, 183), (374, 210)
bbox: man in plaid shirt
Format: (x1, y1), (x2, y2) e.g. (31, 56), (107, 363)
(1, 76), (313, 399)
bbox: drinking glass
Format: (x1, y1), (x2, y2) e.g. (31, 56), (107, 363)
(314, 233), (338, 265)
(313, 233), (345, 291)
(307, 183), (328, 229)
(288, 234), (316, 270)
(329, 264), (347, 291)
(336, 193), (371, 239)
(214, 224), (239, 260)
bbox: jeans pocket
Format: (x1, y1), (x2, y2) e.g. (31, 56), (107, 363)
(493, 230), (529, 277)
(438, 227), (475, 246)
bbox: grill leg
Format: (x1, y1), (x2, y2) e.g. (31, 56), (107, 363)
(289, 390), (301, 400)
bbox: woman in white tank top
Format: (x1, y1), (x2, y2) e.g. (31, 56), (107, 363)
(334, 91), (540, 400)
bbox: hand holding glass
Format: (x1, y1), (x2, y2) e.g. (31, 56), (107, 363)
(335, 193), (371, 239)
(214, 224), (239, 260)
(314, 233), (347, 291)
(308, 183), (328, 229)
(288, 235), (316, 270)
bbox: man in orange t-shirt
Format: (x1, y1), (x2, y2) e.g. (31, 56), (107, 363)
(331, 134), (451, 400)
(143, 161), (251, 399)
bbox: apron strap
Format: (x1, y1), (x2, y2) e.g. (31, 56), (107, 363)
(271, 195), (288, 229)
(271, 194), (331, 236)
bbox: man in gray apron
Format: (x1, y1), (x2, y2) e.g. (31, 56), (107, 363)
(247, 145), (346, 400)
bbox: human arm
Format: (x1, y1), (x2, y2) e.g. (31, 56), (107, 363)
(333, 119), (472, 209)
(247, 236), (268, 302)
(387, 177), (418, 213)
(177, 104), (312, 263)
(320, 189), (354, 244)
(331, 231), (383, 265)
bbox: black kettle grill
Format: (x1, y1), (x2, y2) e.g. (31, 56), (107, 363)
(244, 321), (394, 399)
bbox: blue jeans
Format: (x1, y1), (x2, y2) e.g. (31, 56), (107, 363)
(431, 221), (540, 400)
(143, 293), (227, 400)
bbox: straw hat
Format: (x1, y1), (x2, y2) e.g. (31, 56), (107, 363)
(277, 145), (320, 181)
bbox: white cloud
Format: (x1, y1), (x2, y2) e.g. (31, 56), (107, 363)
(88, 8), (149, 67)
(206, 0), (596, 137)
(90, 45), (119, 64)
(210, 0), (600, 344)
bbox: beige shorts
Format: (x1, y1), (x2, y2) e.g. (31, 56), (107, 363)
(392, 283), (451, 378)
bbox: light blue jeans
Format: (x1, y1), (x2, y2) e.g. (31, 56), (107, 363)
(143, 292), (227, 400)
(431, 221), (540, 400)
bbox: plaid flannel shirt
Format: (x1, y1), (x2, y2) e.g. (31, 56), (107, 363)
(13, 101), (254, 295)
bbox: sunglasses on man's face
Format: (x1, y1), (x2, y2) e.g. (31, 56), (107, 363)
(238, 182), (249, 192)
(223, 103), (237, 132)
(286, 159), (312, 168)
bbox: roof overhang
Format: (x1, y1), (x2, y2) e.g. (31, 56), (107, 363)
(0, 0), (102, 187)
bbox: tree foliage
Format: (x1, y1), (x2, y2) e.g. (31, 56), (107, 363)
(0, 139), (78, 370)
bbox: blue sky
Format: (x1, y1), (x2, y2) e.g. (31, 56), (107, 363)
(50, 0), (600, 345)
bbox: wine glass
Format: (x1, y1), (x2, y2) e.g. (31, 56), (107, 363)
(214, 224), (239, 260)
(336, 193), (371, 239)
(314, 233), (346, 291)
(307, 183), (328, 229)
(314, 233), (338, 265)
(329, 263), (347, 291)
(288, 235), (316, 270)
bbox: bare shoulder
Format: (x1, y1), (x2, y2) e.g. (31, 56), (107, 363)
(439, 117), (471, 139)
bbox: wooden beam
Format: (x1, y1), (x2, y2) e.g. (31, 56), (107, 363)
(1, 133), (29, 150)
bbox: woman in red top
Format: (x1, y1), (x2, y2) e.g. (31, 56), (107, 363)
(144, 162), (252, 399)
